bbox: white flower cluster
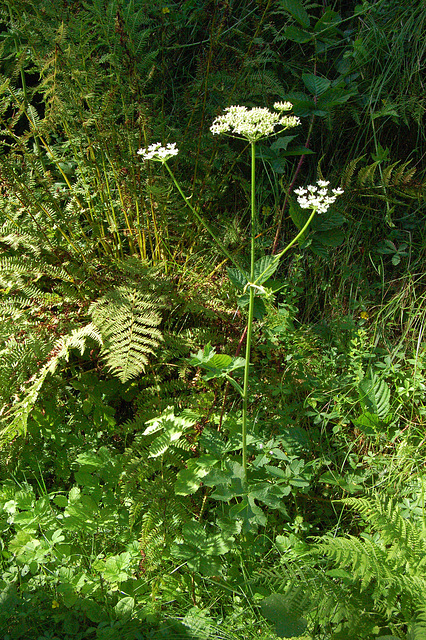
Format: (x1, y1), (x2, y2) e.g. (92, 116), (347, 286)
(273, 101), (293, 112)
(210, 105), (301, 142)
(137, 142), (179, 162)
(294, 180), (344, 214)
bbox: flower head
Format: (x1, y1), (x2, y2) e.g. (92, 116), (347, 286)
(137, 142), (179, 163)
(273, 101), (293, 112)
(210, 105), (300, 142)
(294, 181), (344, 214)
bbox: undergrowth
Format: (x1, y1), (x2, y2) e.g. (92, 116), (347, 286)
(1, 0), (426, 638)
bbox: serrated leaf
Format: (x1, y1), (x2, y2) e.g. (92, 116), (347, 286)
(302, 73), (331, 96)
(278, 0), (310, 27)
(281, 145), (315, 157)
(175, 459), (211, 496)
(227, 267), (248, 290)
(253, 255), (280, 284)
(288, 198), (311, 234)
(53, 495), (68, 508)
(313, 8), (341, 33)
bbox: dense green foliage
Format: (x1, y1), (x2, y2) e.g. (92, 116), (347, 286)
(1, 0), (426, 638)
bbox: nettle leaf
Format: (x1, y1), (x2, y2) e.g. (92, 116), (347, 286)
(302, 73), (331, 97)
(278, 0), (310, 27)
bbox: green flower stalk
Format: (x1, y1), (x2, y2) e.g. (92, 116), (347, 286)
(210, 104), (301, 484)
(138, 106), (343, 486)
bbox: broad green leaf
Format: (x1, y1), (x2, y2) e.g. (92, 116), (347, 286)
(80, 598), (106, 623)
(229, 495), (267, 530)
(253, 255), (280, 285)
(359, 374), (390, 419)
(302, 73), (331, 96)
(278, 0), (310, 27)
(175, 458), (212, 495)
(237, 293), (267, 319)
(288, 199), (311, 236)
(102, 552), (131, 583)
(53, 495), (68, 508)
(316, 87), (354, 109)
(115, 596), (135, 618)
(227, 267), (248, 290)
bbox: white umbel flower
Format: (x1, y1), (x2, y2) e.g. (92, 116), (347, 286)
(273, 101), (293, 112)
(137, 142), (179, 162)
(294, 181), (344, 214)
(210, 105), (300, 142)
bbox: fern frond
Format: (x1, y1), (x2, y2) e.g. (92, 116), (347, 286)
(90, 285), (163, 383)
(1, 323), (102, 440)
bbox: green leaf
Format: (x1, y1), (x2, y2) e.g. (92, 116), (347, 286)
(175, 458), (212, 496)
(358, 374), (390, 419)
(270, 136), (298, 151)
(80, 598), (106, 623)
(281, 145), (315, 157)
(53, 495), (68, 508)
(253, 255), (280, 285)
(284, 25), (312, 43)
(227, 267), (248, 290)
(237, 293), (267, 319)
(288, 198), (311, 235)
(313, 8), (341, 33)
(261, 594), (308, 638)
(114, 596), (135, 619)
(302, 73), (331, 96)
(278, 0), (310, 27)
(102, 552), (131, 583)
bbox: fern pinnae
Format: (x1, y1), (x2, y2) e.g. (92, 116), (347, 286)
(91, 285), (163, 383)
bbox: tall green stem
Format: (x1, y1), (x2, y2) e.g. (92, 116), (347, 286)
(241, 142), (257, 484)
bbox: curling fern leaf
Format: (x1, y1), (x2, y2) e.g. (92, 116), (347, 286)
(90, 285), (163, 383)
